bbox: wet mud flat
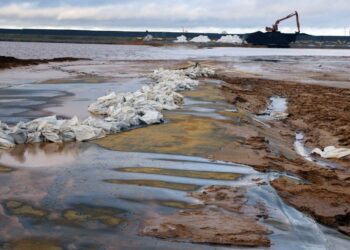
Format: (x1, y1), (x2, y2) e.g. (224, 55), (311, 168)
(95, 77), (350, 248)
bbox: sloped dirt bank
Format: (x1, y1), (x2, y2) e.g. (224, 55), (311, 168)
(271, 177), (350, 235)
(141, 186), (270, 247)
(219, 76), (350, 149)
(217, 73), (350, 236)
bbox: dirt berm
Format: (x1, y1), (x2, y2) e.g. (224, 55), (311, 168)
(0, 56), (86, 69)
(218, 74), (350, 236)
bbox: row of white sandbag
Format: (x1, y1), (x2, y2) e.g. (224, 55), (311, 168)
(0, 65), (215, 149)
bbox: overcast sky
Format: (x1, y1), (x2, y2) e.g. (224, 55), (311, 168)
(0, 0), (349, 35)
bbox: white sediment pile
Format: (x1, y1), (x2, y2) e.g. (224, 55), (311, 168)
(190, 35), (211, 43)
(217, 35), (243, 44)
(0, 65), (215, 150)
(174, 35), (188, 43)
(143, 34), (153, 41)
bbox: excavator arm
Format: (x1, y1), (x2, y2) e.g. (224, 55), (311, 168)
(266, 11), (300, 33)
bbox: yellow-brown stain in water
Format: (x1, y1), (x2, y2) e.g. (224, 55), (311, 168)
(184, 82), (226, 102)
(117, 167), (240, 180)
(105, 179), (200, 191)
(4, 200), (49, 218)
(95, 113), (237, 156)
(0, 165), (14, 173)
(60, 205), (125, 227)
(7, 238), (63, 250)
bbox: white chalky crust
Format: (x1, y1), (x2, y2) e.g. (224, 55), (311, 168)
(0, 65), (215, 149)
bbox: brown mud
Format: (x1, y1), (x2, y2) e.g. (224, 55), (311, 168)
(0, 56), (86, 70)
(217, 72), (350, 236)
(219, 76), (350, 148)
(142, 186), (270, 247)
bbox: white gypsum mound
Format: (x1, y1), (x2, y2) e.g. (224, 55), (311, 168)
(217, 35), (243, 44)
(190, 35), (211, 43)
(0, 65), (215, 149)
(174, 35), (188, 43)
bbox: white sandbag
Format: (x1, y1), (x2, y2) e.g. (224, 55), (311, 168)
(0, 121), (9, 130)
(26, 115), (59, 132)
(41, 124), (61, 143)
(108, 106), (139, 123)
(0, 131), (15, 149)
(88, 92), (125, 115)
(139, 110), (163, 125)
(26, 132), (43, 143)
(311, 146), (350, 159)
(60, 116), (80, 128)
(0, 64), (215, 149)
(61, 131), (76, 142)
(72, 125), (106, 142)
(9, 129), (27, 144)
(271, 111), (289, 120)
(98, 92), (117, 102)
(83, 117), (121, 134)
(58, 116), (79, 141)
(0, 137), (15, 149)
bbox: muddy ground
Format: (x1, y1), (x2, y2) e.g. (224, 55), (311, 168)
(0, 56), (85, 70)
(96, 62), (350, 244)
(142, 186), (270, 247)
(217, 70), (350, 236)
(1, 55), (350, 248)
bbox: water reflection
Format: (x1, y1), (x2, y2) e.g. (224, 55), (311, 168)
(0, 142), (82, 168)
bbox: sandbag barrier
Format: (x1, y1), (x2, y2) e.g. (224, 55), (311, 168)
(0, 65), (215, 149)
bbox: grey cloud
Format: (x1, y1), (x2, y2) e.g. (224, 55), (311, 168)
(0, 0), (349, 35)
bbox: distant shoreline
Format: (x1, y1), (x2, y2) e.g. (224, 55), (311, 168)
(0, 56), (87, 70)
(0, 28), (350, 49)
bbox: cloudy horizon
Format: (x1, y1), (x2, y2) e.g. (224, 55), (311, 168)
(0, 0), (349, 36)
